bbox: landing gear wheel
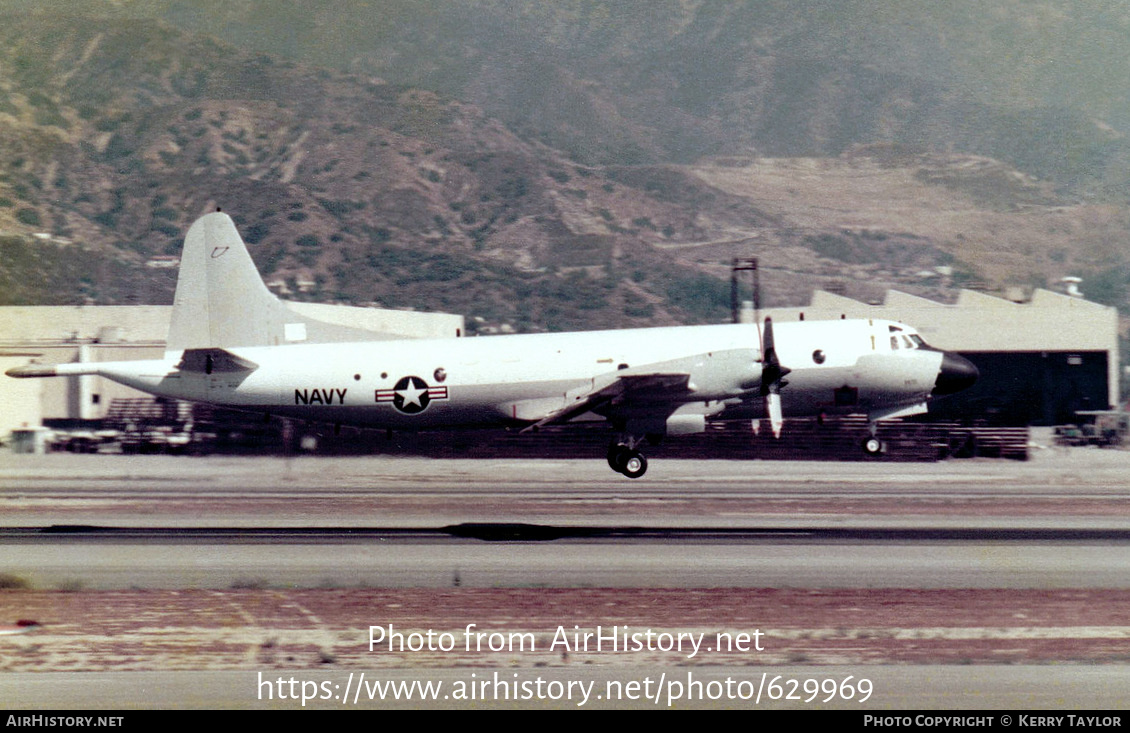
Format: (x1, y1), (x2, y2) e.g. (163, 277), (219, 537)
(607, 444), (631, 472)
(862, 436), (883, 455)
(621, 450), (648, 479)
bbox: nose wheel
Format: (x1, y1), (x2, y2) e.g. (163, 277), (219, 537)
(607, 442), (648, 478)
(862, 436), (883, 455)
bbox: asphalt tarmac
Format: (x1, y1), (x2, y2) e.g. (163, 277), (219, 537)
(4, 446), (1130, 589)
(3, 444), (1130, 710)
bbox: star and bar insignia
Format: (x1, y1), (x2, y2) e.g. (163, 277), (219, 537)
(375, 376), (449, 414)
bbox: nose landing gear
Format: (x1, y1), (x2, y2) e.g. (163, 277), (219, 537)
(862, 436), (883, 455)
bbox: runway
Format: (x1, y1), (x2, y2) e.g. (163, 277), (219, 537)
(5, 446), (1130, 589)
(3, 446), (1130, 709)
(4, 447), (1130, 531)
(5, 524), (1130, 589)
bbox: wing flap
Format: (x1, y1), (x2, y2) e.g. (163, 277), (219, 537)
(521, 372), (691, 432)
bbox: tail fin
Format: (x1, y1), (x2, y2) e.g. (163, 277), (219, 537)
(166, 212), (380, 352)
(167, 212), (288, 351)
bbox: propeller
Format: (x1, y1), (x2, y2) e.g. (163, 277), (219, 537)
(758, 317), (791, 438)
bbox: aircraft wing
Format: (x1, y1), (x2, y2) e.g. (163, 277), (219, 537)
(521, 372), (691, 432)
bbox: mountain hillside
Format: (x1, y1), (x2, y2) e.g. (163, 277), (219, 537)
(2, 6), (1130, 328)
(126, 0), (1130, 196)
(0, 13), (772, 330)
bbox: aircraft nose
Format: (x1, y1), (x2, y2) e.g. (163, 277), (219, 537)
(932, 352), (978, 396)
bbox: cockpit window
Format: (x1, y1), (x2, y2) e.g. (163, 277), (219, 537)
(908, 334), (925, 348)
(902, 335), (914, 349)
(890, 336), (900, 350)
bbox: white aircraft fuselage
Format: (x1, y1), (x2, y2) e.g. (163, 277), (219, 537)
(20, 318), (956, 429)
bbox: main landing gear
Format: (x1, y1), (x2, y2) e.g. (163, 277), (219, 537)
(607, 439), (648, 479)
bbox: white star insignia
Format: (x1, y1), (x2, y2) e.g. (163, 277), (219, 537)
(397, 382), (427, 407)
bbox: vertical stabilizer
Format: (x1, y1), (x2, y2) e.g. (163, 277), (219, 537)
(167, 211), (432, 352)
(166, 212), (291, 351)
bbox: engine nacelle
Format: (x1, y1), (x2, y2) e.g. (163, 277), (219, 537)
(666, 413), (707, 436)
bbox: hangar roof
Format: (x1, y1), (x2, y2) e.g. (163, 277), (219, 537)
(1, 289), (1114, 353)
(766, 289), (1117, 353)
(0, 303), (464, 346)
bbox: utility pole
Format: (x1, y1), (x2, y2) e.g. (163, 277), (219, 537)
(730, 257), (759, 324)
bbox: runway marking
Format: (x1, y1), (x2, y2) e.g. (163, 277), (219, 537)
(209, 590), (261, 665)
(270, 590), (339, 661)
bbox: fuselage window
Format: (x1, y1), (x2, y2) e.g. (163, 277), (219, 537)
(812, 349), (826, 364)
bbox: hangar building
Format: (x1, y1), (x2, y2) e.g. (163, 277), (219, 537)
(760, 288), (1119, 425)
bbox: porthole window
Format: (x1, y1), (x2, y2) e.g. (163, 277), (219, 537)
(434, 367), (447, 383)
(812, 349), (826, 364)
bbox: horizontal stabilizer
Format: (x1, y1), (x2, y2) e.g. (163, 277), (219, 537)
(5, 364), (60, 378)
(176, 348), (259, 374)
(5, 361), (104, 378)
